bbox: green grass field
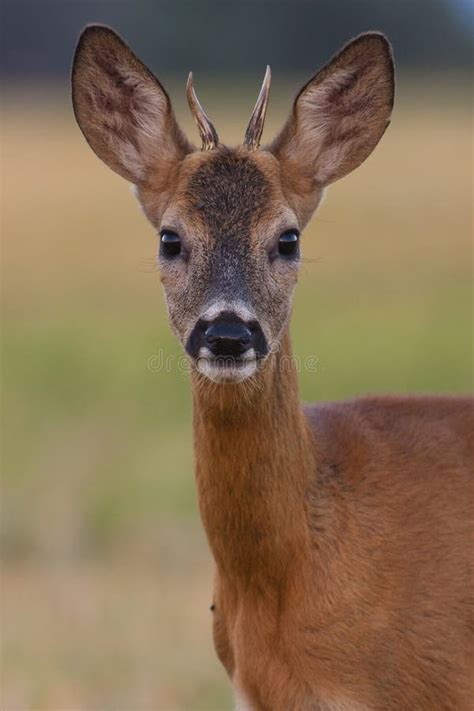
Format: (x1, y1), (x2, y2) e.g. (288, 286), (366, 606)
(2, 80), (472, 709)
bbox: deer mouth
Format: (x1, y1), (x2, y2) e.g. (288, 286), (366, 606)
(195, 350), (260, 383)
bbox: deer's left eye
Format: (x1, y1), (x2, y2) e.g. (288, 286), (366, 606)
(278, 230), (300, 258)
(160, 231), (181, 258)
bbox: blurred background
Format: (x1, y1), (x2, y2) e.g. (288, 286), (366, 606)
(1, 1), (472, 709)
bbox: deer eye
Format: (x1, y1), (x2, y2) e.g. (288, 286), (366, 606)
(160, 231), (181, 258)
(278, 230), (299, 258)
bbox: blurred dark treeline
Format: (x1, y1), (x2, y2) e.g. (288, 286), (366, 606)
(2, 0), (473, 81)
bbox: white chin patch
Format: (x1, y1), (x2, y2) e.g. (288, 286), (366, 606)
(196, 357), (258, 384)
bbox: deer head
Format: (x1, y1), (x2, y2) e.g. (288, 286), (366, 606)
(72, 25), (394, 383)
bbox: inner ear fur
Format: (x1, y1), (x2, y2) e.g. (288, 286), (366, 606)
(71, 24), (193, 184)
(270, 33), (394, 192)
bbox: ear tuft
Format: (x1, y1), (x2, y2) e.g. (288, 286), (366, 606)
(72, 25), (192, 183)
(270, 32), (394, 192)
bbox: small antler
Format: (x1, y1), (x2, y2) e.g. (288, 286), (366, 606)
(243, 65), (271, 150)
(186, 72), (219, 151)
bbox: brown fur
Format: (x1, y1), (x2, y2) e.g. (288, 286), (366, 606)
(195, 338), (473, 710)
(72, 26), (474, 710)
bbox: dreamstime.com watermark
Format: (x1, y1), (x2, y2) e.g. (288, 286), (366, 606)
(147, 343), (318, 375)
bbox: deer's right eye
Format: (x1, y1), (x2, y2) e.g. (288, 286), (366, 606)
(277, 230), (300, 258)
(160, 231), (181, 258)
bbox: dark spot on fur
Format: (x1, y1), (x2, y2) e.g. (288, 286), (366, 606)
(186, 150), (272, 238)
(332, 126), (364, 143)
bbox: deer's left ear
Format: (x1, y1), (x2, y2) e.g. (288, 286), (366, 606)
(72, 24), (192, 184)
(270, 33), (394, 192)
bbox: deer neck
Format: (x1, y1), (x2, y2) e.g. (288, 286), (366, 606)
(191, 328), (315, 584)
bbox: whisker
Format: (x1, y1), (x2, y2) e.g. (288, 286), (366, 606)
(138, 257), (159, 274)
(300, 256), (322, 265)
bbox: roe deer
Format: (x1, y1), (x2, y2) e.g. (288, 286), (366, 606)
(72, 26), (474, 710)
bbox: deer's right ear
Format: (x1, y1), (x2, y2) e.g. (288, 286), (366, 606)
(270, 33), (394, 204)
(72, 25), (192, 184)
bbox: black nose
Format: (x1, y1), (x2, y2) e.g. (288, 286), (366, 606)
(185, 312), (269, 361)
(204, 321), (252, 358)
